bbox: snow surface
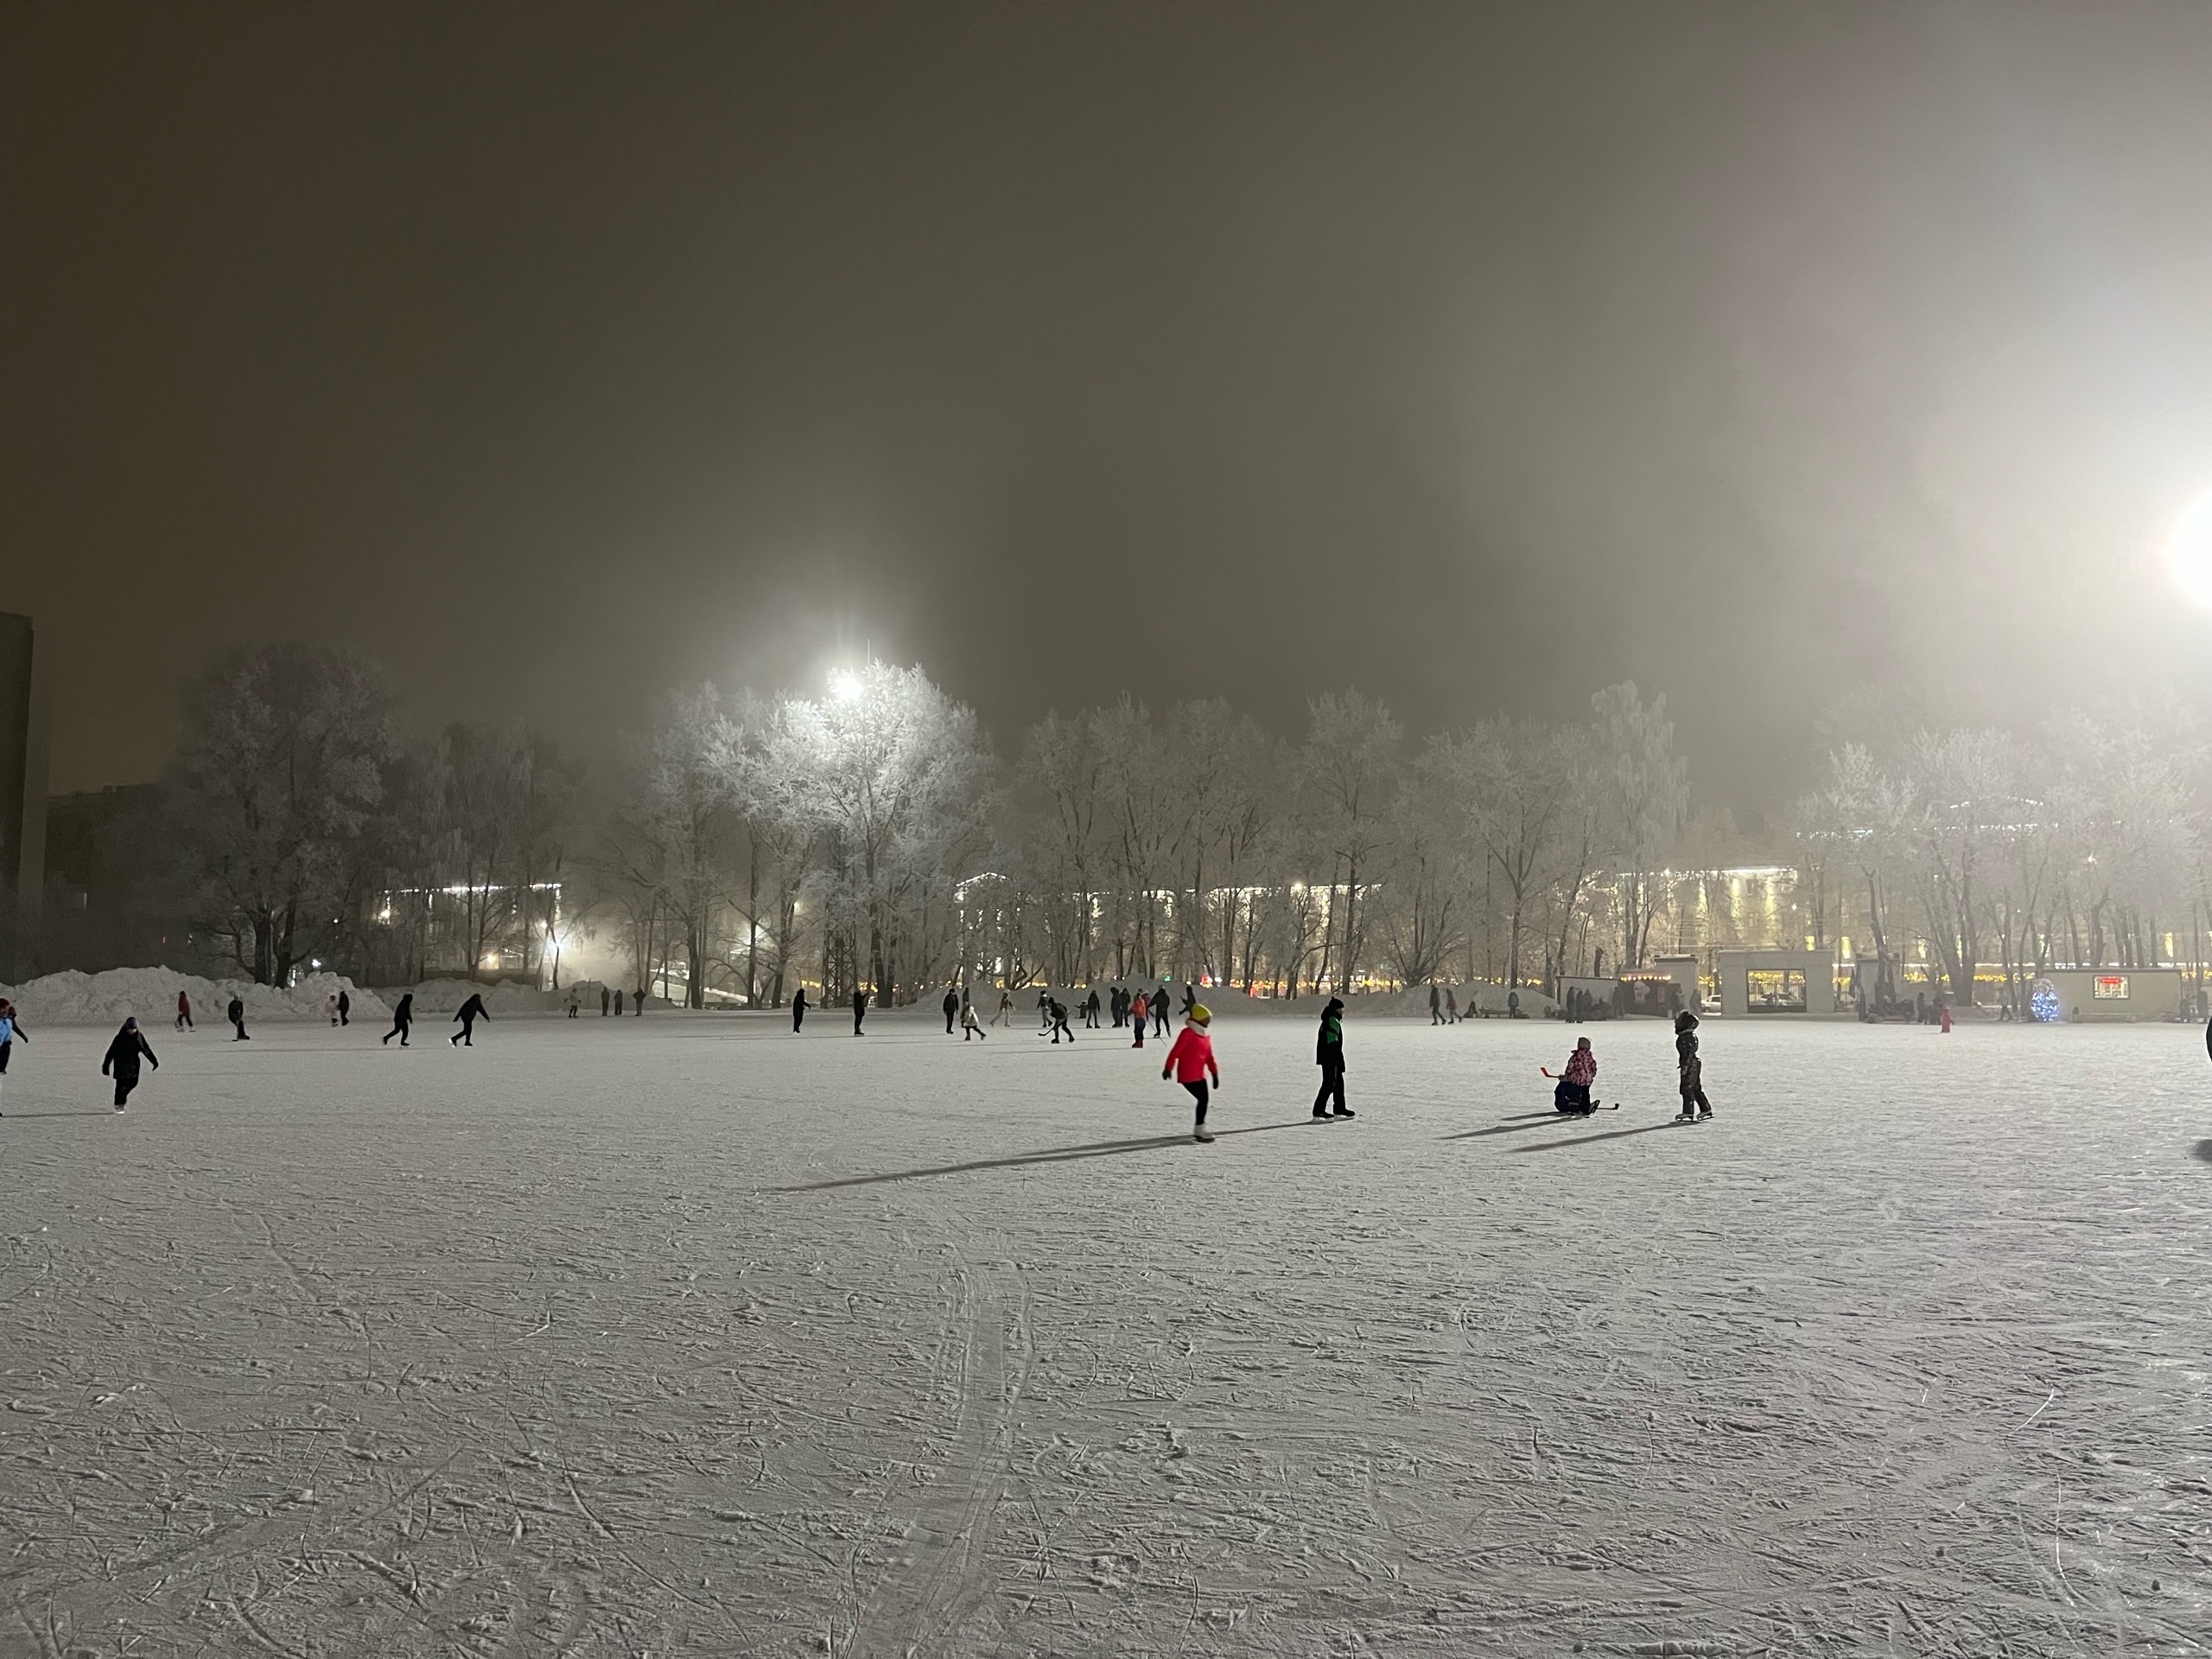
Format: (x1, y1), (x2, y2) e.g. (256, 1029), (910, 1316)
(1, 1012), (2207, 1655)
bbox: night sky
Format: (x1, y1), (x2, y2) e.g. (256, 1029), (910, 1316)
(9, 2), (2212, 800)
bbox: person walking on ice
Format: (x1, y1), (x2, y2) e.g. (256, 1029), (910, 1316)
(791, 986), (807, 1033)
(451, 992), (490, 1046)
(383, 992), (414, 1046)
(1129, 989), (1148, 1049)
(962, 995), (986, 1040)
(102, 1017), (157, 1111)
(943, 986), (960, 1034)
(0, 998), (25, 1115)
(1672, 1010), (1712, 1122)
(1313, 995), (1353, 1119)
(338, 988), (351, 1027)
(852, 985), (869, 1035)
(1163, 1003), (1222, 1142)
(227, 995), (251, 1041)
(175, 990), (194, 1031)
(994, 988), (1013, 1027)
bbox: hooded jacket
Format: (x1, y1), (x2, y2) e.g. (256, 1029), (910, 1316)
(1316, 999), (1346, 1069)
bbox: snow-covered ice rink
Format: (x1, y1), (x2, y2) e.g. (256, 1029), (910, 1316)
(3, 1010), (2208, 1656)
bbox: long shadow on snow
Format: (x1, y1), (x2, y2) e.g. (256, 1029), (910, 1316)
(778, 1120), (1324, 1192)
(1443, 1113), (1583, 1140)
(2193, 1138), (2212, 1166)
(0, 1109), (119, 1120)
(1508, 1122), (1682, 1154)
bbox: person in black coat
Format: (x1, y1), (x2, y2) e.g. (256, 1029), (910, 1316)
(227, 995), (250, 1040)
(451, 993), (489, 1046)
(852, 986), (869, 1034)
(1313, 996), (1351, 1118)
(791, 986), (808, 1033)
(943, 987), (960, 1034)
(337, 988), (351, 1027)
(383, 992), (414, 1046)
(102, 1017), (157, 1109)
(1047, 997), (1074, 1045)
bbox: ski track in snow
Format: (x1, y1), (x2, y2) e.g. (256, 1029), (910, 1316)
(1, 1012), (2208, 1656)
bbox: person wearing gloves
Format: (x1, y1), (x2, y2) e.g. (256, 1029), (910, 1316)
(102, 1017), (158, 1110)
(1313, 996), (1353, 1119)
(1163, 1003), (1223, 1143)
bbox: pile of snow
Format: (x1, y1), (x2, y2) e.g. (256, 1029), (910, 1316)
(0, 967), (390, 1028)
(990, 983), (1556, 1020)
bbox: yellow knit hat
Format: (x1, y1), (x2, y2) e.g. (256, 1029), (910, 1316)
(1189, 1004), (1211, 1025)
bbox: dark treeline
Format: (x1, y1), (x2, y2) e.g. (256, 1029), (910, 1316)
(68, 644), (2212, 1013)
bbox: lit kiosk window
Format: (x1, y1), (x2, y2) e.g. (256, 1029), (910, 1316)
(2093, 975), (2129, 1001)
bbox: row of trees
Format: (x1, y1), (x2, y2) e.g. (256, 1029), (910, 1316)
(153, 644), (2212, 1009)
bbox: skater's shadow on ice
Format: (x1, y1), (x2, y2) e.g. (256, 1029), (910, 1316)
(1509, 1122), (1681, 1154)
(2193, 1139), (2212, 1166)
(779, 1121), (1320, 1192)
(1443, 1113), (1571, 1140)
(1, 1109), (118, 1120)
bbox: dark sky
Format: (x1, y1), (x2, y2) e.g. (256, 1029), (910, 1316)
(9, 2), (2212, 801)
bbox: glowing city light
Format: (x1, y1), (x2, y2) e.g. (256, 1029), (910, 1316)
(2166, 491), (2212, 610)
(829, 668), (863, 703)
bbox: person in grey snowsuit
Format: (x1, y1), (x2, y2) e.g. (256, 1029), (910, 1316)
(1674, 1010), (1712, 1122)
(102, 1017), (157, 1109)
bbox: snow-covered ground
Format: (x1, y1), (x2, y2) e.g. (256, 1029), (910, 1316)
(2, 1011), (2207, 1656)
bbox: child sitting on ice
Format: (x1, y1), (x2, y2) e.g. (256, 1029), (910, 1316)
(1542, 1036), (1599, 1115)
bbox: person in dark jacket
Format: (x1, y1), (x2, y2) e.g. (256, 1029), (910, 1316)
(451, 993), (489, 1046)
(1429, 982), (1444, 1025)
(613, 988), (625, 1016)
(1047, 996), (1074, 1044)
(943, 987), (960, 1034)
(1313, 996), (1353, 1119)
(337, 988), (351, 1027)
(634, 984), (646, 1015)
(227, 995), (250, 1040)
(175, 989), (194, 1030)
(383, 992), (414, 1046)
(791, 986), (808, 1033)
(1673, 1010), (1712, 1122)
(1153, 985), (1172, 1039)
(102, 1017), (157, 1109)
(0, 999), (25, 1115)
(852, 985), (868, 1034)
(601, 984), (612, 1016)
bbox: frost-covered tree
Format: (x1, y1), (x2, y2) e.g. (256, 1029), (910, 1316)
(1592, 681), (1688, 969)
(1299, 690), (1402, 993)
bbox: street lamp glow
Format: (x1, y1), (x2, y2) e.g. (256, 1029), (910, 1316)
(2166, 491), (2212, 610)
(829, 668), (863, 703)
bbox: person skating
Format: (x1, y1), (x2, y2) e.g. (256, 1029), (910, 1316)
(852, 986), (869, 1035)
(1036, 988), (1052, 1030)
(1163, 1003), (1222, 1143)
(451, 992), (489, 1046)
(614, 988), (626, 1016)
(1046, 996), (1075, 1045)
(994, 988), (1013, 1027)
(962, 995), (986, 1040)
(633, 983), (645, 1015)
(227, 995), (251, 1040)
(1444, 987), (1460, 1024)
(1110, 986), (1126, 1028)
(338, 988), (351, 1027)
(1085, 988), (1103, 1029)
(1130, 989), (1148, 1049)
(383, 992), (414, 1046)
(566, 991), (579, 1017)
(0, 998), (23, 1115)
(791, 986), (808, 1033)
(1153, 985), (1171, 1039)
(1543, 1037), (1599, 1115)
(1429, 982), (1443, 1025)
(1672, 1010), (1712, 1122)
(101, 1017), (157, 1111)
(943, 987), (960, 1034)
(1312, 995), (1354, 1117)
(175, 989), (194, 1031)
(601, 985), (611, 1016)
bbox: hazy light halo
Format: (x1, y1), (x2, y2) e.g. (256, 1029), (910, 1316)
(2168, 491), (2212, 610)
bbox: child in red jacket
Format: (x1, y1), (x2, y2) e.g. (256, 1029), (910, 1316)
(1163, 1004), (1222, 1143)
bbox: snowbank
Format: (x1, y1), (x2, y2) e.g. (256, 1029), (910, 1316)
(0, 967), (390, 1028)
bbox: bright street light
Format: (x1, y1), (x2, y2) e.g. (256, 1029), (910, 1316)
(2166, 491), (2212, 610)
